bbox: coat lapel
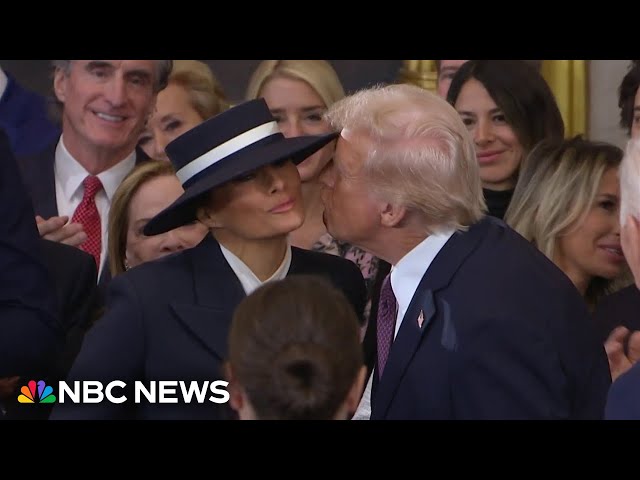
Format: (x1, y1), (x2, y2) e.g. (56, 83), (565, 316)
(170, 235), (246, 359)
(20, 143), (58, 218)
(372, 217), (492, 418)
(23, 144), (147, 219)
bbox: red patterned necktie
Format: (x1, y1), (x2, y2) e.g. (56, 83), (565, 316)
(72, 175), (103, 269)
(377, 273), (397, 380)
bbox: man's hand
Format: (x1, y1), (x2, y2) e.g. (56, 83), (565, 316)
(0, 376), (20, 400)
(36, 215), (87, 246)
(605, 326), (640, 382)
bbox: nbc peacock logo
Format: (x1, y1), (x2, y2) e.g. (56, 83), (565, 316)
(17, 380), (57, 404)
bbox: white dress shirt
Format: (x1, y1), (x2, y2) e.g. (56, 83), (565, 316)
(219, 243), (292, 296)
(352, 228), (455, 420)
(54, 136), (137, 280)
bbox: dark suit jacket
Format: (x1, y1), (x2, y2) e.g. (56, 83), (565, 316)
(0, 73), (61, 158)
(39, 239), (102, 378)
(592, 285), (640, 343)
(0, 128), (59, 378)
(50, 235), (366, 420)
(16, 139), (149, 289)
(3, 239), (102, 419)
(370, 216), (611, 420)
(605, 361), (640, 419)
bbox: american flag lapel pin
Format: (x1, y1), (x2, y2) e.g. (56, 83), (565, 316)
(417, 310), (425, 328)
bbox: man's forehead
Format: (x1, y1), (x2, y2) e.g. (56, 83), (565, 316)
(80, 60), (155, 72)
(337, 129), (367, 172)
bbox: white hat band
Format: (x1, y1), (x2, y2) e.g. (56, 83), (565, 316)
(176, 121), (280, 185)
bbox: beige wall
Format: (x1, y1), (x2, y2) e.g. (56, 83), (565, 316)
(589, 60), (631, 148)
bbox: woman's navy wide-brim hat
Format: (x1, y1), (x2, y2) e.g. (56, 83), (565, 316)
(143, 98), (338, 236)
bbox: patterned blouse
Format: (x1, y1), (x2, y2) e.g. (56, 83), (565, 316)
(312, 232), (381, 330)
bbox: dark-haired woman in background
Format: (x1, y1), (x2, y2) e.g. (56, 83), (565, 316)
(447, 60), (565, 219)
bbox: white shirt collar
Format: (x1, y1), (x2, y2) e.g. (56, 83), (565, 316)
(0, 67), (8, 100)
(390, 229), (456, 331)
(219, 243), (292, 296)
(55, 135), (136, 201)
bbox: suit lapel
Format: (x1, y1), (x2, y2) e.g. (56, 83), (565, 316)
(24, 144), (146, 218)
(170, 235), (246, 359)
(372, 218), (492, 418)
(20, 142), (58, 218)
(287, 246), (314, 275)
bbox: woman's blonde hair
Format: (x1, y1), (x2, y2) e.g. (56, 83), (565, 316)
(505, 136), (626, 304)
(245, 60), (345, 108)
(108, 161), (177, 277)
(170, 60), (229, 119)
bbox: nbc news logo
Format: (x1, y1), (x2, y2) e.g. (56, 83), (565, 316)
(17, 380), (229, 405)
(17, 380), (56, 404)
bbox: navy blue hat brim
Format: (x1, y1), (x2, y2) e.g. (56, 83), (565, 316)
(143, 131), (338, 236)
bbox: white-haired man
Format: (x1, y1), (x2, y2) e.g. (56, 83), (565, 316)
(605, 139), (640, 419)
(320, 83), (611, 419)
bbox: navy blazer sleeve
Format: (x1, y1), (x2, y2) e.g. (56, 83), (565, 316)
(0, 72), (61, 158)
(0, 128), (59, 377)
(49, 273), (144, 420)
(450, 314), (610, 419)
(605, 362), (640, 419)
(39, 239), (102, 381)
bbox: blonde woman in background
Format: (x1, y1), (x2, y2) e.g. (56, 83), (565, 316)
(505, 136), (628, 311)
(246, 60), (382, 332)
(108, 161), (208, 276)
(139, 60), (229, 162)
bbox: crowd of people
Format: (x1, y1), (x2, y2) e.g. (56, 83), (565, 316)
(2, 59), (640, 420)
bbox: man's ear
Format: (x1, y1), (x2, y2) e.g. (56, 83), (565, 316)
(53, 67), (68, 104)
(380, 202), (408, 228)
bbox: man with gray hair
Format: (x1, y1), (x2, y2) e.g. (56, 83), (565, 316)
(605, 139), (640, 419)
(16, 60), (172, 287)
(320, 83), (611, 419)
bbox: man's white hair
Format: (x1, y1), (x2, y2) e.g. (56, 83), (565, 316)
(620, 139), (640, 226)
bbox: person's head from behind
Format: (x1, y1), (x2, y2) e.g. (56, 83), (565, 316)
(435, 60), (469, 98)
(447, 60), (564, 192)
(618, 61), (640, 140)
(226, 275), (366, 420)
(51, 60), (172, 159)
(108, 161), (208, 275)
(505, 136), (625, 304)
(141, 98), (338, 246)
(138, 60), (229, 162)
(246, 60), (345, 183)
(319, 83), (485, 263)
(619, 139), (640, 288)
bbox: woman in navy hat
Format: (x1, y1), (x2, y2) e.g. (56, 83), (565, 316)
(50, 99), (366, 420)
